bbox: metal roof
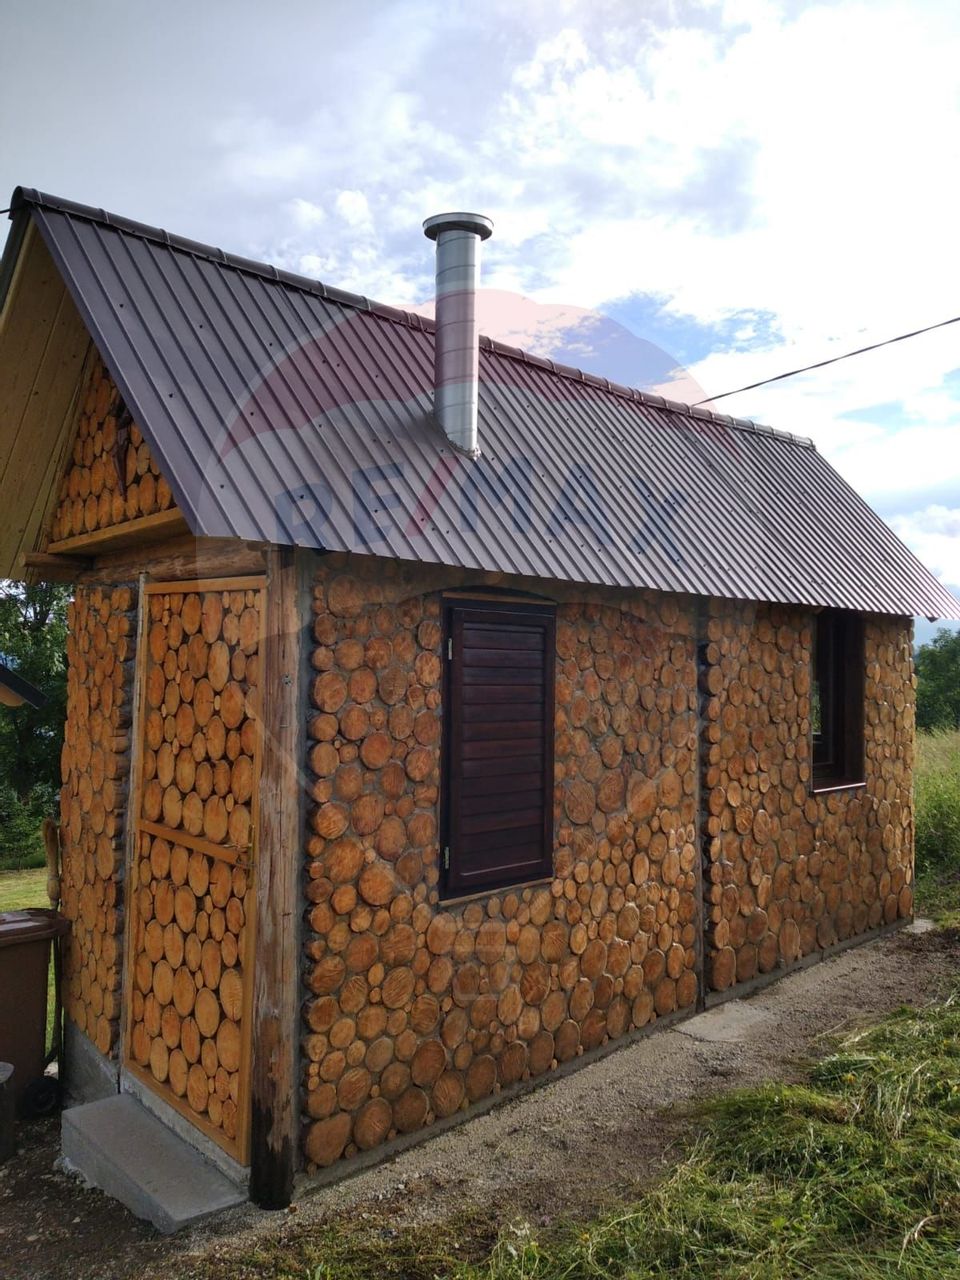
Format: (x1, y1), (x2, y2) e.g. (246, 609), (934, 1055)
(6, 186), (959, 619)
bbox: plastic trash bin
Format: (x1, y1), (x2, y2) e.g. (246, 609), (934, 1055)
(0, 1062), (14, 1161)
(0, 909), (68, 1116)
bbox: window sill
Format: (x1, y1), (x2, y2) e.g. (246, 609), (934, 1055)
(810, 778), (867, 796)
(439, 875), (554, 909)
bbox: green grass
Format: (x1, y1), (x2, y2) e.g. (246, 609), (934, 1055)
(180, 991), (960, 1280)
(0, 866), (58, 1052)
(457, 1000), (960, 1280)
(916, 729), (960, 871)
(915, 729), (960, 925)
(0, 865), (48, 912)
(914, 872), (960, 927)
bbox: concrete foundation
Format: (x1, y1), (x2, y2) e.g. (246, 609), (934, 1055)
(62, 1021), (119, 1108)
(61, 1095), (245, 1234)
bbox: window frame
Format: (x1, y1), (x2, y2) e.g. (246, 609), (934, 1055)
(440, 595), (556, 899)
(811, 608), (865, 792)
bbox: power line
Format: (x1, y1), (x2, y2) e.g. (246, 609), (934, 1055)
(692, 312), (960, 408)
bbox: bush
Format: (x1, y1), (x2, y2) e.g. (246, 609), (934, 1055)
(915, 628), (960, 731)
(0, 781), (56, 871)
(915, 730), (960, 876)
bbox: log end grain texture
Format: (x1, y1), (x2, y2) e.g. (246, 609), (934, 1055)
(60, 585), (137, 1056)
(301, 554), (701, 1172)
(699, 601), (914, 992)
(125, 581), (263, 1161)
(51, 356), (178, 543)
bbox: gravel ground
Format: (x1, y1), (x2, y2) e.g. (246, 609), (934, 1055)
(2, 924), (956, 1280)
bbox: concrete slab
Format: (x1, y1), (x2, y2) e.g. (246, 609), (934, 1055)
(121, 1069), (249, 1186)
(61, 1094), (245, 1234)
(675, 999), (774, 1044)
(905, 917), (937, 934)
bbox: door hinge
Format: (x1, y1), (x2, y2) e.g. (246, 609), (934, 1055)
(443, 846), (450, 870)
(447, 637), (453, 660)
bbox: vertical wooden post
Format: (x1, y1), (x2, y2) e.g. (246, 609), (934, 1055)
(694, 598), (709, 1012)
(119, 572), (148, 1070)
(250, 547), (305, 1208)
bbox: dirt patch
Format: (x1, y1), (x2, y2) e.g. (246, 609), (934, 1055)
(1, 926), (955, 1280)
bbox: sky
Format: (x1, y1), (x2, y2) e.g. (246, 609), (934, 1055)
(1, 0), (958, 641)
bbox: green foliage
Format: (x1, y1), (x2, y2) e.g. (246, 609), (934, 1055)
(916, 628), (960, 732)
(0, 782), (53, 869)
(915, 731), (960, 887)
(0, 580), (69, 868)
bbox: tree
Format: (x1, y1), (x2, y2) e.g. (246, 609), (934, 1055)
(0, 581), (70, 865)
(915, 627), (960, 732)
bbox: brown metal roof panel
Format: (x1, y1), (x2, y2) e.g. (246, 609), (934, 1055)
(486, 362), (810, 603)
(16, 190), (960, 620)
(791, 445), (959, 617)
(701, 426), (959, 616)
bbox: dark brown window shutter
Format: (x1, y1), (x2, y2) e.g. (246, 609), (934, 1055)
(443, 599), (555, 895)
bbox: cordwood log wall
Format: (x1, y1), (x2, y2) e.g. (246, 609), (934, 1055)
(60, 584), (137, 1055)
(54, 548), (915, 1173)
(51, 357), (178, 543)
(700, 600), (914, 993)
(301, 555), (703, 1170)
(301, 553), (915, 1173)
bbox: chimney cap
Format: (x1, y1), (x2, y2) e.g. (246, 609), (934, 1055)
(423, 212), (493, 242)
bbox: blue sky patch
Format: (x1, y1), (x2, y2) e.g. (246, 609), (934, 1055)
(601, 295), (783, 368)
(838, 400), (906, 425)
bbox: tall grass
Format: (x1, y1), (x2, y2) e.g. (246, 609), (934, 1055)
(915, 729), (960, 877)
(451, 995), (960, 1280)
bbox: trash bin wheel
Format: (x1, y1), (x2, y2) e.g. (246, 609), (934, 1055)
(21, 1075), (59, 1118)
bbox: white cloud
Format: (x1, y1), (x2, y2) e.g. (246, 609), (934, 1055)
(25, 0), (949, 575)
(891, 506), (960, 586)
(487, 3), (960, 330)
(334, 189), (373, 233)
(288, 197), (325, 231)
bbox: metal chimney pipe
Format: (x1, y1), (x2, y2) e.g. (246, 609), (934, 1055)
(423, 212), (493, 457)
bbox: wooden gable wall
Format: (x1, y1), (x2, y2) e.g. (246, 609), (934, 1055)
(0, 224), (91, 576)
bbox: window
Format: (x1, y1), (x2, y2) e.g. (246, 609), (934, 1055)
(442, 597), (556, 896)
(812, 608), (865, 789)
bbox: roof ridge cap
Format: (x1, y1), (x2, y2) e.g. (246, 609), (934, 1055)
(479, 333), (815, 447)
(11, 185), (813, 449)
(11, 186), (438, 335)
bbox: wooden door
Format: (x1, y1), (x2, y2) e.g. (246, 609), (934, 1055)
(124, 577), (264, 1163)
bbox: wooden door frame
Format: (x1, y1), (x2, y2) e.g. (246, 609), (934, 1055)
(119, 552), (304, 1201)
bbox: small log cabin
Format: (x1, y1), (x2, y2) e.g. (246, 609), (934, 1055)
(1, 188), (957, 1214)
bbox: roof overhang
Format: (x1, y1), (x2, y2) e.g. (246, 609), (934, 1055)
(0, 660), (45, 709)
(0, 216), (96, 577)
